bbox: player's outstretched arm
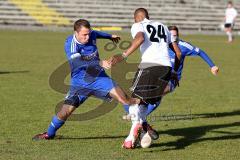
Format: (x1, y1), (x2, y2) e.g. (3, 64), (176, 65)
(198, 50), (219, 75)
(94, 30), (120, 43)
(191, 48), (219, 76)
(181, 41), (219, 76)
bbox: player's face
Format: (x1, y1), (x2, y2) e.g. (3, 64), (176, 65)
(134, 13), (145, 23)
(75, 27), (90, 44)
(170, 30), (179, 41)
(227, 4), (232, 8)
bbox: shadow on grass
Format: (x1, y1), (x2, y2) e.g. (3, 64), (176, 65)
(55, 110), (240, 149)
(0, 70), (29, 74)
(148, 110), (240, 121)
(193, 110), (240, 119)
(150, 121), (240, 151)
(55, 135), (127, 140)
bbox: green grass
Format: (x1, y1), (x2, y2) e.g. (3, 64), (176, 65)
(0, 29), (240, 160)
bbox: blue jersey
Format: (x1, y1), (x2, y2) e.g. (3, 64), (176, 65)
(63, 30), (117, 103)
(169, 40), (215, 80)
(64, 30), (112, 80)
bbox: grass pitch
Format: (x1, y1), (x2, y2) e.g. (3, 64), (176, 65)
(0, 29), (240, 160)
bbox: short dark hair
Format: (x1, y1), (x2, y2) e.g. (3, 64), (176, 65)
(168, 25), (179, 36)
(74, 19), (91, 32)
(228, 1), (233, 5)
(134, 8), (149, 19)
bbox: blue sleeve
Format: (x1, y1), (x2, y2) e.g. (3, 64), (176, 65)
(92, 30), (112, 39)
(197, 49), (215, 67)
(180, 41), (215, 68)
(64, 37), (76, 60)
(187, 47), (215, 68)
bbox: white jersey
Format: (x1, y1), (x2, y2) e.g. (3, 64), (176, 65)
(225, 7), (238, 24)
(131, 18), (175, 67)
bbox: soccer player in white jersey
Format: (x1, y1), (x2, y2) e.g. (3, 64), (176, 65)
(224, 1), (238, 42)
(109, 8), (181, 149)
(123, 26), (219, 143)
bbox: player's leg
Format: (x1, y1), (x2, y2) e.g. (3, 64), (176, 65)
(225, 24), (233, 42)
(227, 28), (233, 42)
(122, 67), (153, 148)
(142, 79), (176, 140)
(122, 100), (160, 120)
(109, 86), (140, 105)
(126, 66), (172, 144)
(145, 80), (176, 115)
(46, 103), (77, 138)
(146, 100), (161, 115)
(123, 80), (175, 141)
(122, 79), (176, 121)
(122, 103), (161, 142)
(91, 71), (140, 105)
(122, 104), (143, 149)
(32, 93), (87, 140)
(229, 24), (234, 41)
(56, 104), (76, 121)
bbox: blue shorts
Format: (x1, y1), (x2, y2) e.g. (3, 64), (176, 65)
(64, 70), (117, 107)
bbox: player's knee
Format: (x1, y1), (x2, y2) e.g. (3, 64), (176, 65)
(118, 96), (130, 105)
(57, 104), (75, 120)
(109, 87), (130, 105)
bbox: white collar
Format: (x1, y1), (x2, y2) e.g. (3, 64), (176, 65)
(73, 34), (83, 45)
(142, 18), (150, 23)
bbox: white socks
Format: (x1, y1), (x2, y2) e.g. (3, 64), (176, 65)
(125, 104), (148, 141)
(125, 104), (140, 141)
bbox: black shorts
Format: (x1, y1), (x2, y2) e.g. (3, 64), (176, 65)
(131, 65), (172, 104)
(225, 23), (233, 28)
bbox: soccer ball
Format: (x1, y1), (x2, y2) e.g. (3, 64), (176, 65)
(140, 131), (152, 148)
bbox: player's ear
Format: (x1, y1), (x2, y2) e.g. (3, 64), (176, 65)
(74, 30), (79, 35)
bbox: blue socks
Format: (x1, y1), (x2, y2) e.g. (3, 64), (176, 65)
(123, 105), (130, 113)
(146, 103), (159, 115)
(47, 115), (65, 138)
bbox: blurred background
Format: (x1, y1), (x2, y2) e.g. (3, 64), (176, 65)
(0, 0), (239, 33)
(0, 1), (240, 160)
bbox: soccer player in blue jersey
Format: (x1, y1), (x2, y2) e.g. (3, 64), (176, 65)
(32, 19), (140, 140)
(123, 25), (219, 140)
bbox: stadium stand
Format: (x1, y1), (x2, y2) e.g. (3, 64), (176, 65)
(0, 0), (239, 32)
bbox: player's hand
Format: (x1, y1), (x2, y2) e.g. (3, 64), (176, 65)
(100, 60), (112, 70)
(111, 35), (121, 44)
(211, 66), (219, 75)
(171, 71), (179, 87)
(109, 54), (124, 66)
